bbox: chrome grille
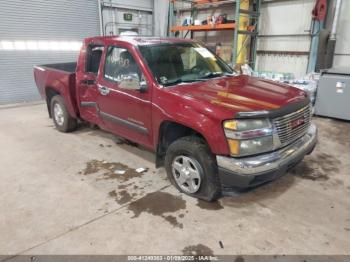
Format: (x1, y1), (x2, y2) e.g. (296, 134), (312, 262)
(273, 105), (312, 147)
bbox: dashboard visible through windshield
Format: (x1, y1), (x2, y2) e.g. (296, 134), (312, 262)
(138, 42), (235, 86)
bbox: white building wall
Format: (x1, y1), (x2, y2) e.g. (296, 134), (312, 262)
(100, 0), (153, 36)
(257, 0), (314, 78)
(333, 0), (350, 68)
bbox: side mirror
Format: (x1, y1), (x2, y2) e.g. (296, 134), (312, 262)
(119, 73), (147, 92)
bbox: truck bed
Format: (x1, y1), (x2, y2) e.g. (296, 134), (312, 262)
(34, 62), (78, 118)
(39, 62), (77, 73)
(34, 62), (77, 97)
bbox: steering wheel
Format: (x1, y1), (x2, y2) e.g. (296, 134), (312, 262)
(190, 66), (211, 77)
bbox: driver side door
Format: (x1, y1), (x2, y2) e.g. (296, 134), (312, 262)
(97, 45), (153, 148)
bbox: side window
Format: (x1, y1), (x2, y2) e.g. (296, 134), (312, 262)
(86, 45), (104, 74)
(104, 46), (141, 82)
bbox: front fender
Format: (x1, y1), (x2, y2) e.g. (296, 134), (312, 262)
(152, 103), (230, 156)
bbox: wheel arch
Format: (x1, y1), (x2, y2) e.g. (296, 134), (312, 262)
(45, 87), (60, 118)
(45, 85), (77, 119)
(155, 120), (210, 168)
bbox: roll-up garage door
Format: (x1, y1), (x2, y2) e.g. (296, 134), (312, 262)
(0, 0), (100, 104)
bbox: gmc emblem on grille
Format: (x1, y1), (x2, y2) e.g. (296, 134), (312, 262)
(291, 117), (305, 129)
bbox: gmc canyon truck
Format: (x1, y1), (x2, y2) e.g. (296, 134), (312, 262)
(34, 36), (317, 201)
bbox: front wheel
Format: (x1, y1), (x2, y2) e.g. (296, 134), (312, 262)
(164, 136), (221, 201)
(50, 95), (77, 132)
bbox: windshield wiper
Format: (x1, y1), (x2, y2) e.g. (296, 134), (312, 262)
(198, 71), (235, 80)
(199, 72), (224, 79)
(162, 78), (204, 87)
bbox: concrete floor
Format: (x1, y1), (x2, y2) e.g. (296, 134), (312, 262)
(0, 102), (350, 256)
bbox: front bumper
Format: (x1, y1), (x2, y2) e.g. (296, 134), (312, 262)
(216, 123), (317, 188)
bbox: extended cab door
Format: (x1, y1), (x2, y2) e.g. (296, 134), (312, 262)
(96, 44), (153, 148)
(76, 42), (104, 125)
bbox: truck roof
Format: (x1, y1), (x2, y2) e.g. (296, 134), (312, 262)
(85, 36), (195, 46)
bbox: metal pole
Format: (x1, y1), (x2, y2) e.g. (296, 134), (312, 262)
(168, 0), (175, 37)
(325, 0), (342, 68)
(330, 0), (342, 40)
(152, 0), (155, 36)
(232, 0), (241, 66)
(251, 0), (261, 70)
(98, 0), (104, 36)
(307, 20), (324, 73)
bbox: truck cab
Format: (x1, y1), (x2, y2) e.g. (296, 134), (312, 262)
(34, 36), (317, 201)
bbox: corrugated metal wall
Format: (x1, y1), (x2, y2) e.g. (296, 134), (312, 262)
(0, 0), (100, 104)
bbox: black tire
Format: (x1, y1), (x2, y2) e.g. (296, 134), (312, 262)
(165, 136), (221, 201)
(50, 95), (77, 132)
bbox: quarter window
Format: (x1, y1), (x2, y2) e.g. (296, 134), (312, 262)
(86, 45), (103, 74)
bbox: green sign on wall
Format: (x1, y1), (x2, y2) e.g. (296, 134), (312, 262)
(123, 13), (132, 21)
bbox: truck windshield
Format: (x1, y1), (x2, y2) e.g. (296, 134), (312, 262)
(138, 43), (235, 86)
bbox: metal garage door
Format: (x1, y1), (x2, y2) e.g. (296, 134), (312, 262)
(0, 0), (100, 104)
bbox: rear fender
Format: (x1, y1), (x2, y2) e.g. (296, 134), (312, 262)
(45, 74), (78, 118)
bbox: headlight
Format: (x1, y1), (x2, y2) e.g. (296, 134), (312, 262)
(223, 119), (274, 157)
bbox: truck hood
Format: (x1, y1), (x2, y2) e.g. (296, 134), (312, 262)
(167, 75), (307, 116)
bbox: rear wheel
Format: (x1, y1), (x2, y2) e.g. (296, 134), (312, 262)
(50, 95), (77, 132)
(165, 136), (221, 201)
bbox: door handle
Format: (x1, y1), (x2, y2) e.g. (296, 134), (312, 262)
(98, 85), (110, 95)
(80, 79), (95, 85)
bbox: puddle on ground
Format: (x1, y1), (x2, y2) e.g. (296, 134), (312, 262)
(290, 162), (329, 181)
(109, 190), (133, 205)
(99, 144), (112, 148)
(290, 152), (341, 181)
(196, 199), (223, 210)
(163, 215), (183, 229)
(117, 183), (134, 190)
(81, 160), (145, 182)
(182, 244), (214, 256)
(234, 256), (245, 262)
(127, 191), (186, 228)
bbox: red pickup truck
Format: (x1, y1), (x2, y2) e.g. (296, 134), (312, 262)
(34, 36), (317, 201)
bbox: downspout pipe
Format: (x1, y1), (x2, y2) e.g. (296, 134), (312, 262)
(307, 20), (324, 73)
(330, 0), (342, 40)
(326, 0), (342, 68)
(98, 0), (104, 36)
